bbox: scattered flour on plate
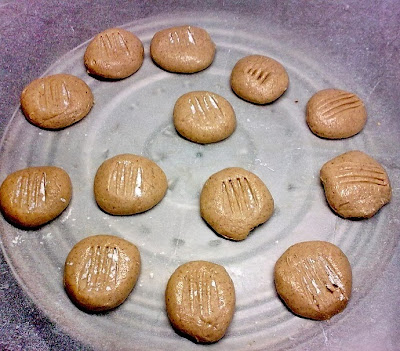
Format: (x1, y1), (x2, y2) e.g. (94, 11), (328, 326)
(11, 235), (25, 246)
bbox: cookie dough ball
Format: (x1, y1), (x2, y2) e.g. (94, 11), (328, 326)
(165, 261), (235, 343)
(20, 74), (94, 129)
(306, 89), (367, 139)
(0, 166), (72, 228)
(200, 167), (274, 240)
(84, 27), (144, 79)
(94, 154), (168, 215)
(274, 241), (352, 320)
(320, 150), (391, 218)
(230, 54), (289, 104)
(150, 25), (215, 73)
(64, 235), (141, 312)
(173, 91), (236, 144)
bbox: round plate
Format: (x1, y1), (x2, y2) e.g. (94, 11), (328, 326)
(1, 8), (399, 351)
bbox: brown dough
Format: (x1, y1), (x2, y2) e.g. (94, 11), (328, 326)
(320, 150), (391, 218)
(94, 154), (168, 215)
(230, 54), (289, 104)
(274, 241), (352, 320)
(165, 260), (235, 343)
(0, 166), (72, 227)
(173, 91), (236, 144)
(64, 234), (141, 312)
(84, 27), (144, 79)
(150, 25), (215, 73)
(20, 74), (94, 129)
(200, 167), (274, 240)
(306, 89), (367, 139)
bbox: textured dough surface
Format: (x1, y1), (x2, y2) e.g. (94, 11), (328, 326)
(150, 25), (215, 73)
(84, 27), (144, 79)
(165, 260), (235, 343)
(274, 241), (352, 320)
(64, 234), (141, 312)
(20, 74), (94, 129)
(230, 54), (289, 104)
(306, 89), (367, 139)
(0, 166), (72, 227)
(320, 150), (391, 218)
(94, 154), (168, 215)
(173, 91), (236, 143)
(200, 167), (274, 240)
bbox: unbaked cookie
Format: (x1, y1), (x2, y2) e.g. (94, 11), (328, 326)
(150, 25), (215, 73)
(0, 166), (72, 227)
(274, 241), (352, 320)
(20, 74), (94, 129)
(320, 150), (391, 218)
(94, 154), (168, 215)
(173, 91), (236, 144)
(306, 89), (367, 139)
(84, 27), (144, 79)
(64, 234), (141, 312)
(165, 260), (235, 343)
(200, 167), (274, 240)
(230, 54), (289, 104)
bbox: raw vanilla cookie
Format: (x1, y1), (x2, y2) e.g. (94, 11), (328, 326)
(20, 74), (94, 129)
(274, 241), (352, 320)
(173, 91), (236, 144)
(165, 260), (235, 343)
(320, 150), (391, 218)
(94, 154), (168, 215)
(0, 166), (72, 227)
(84, 27), (144, 79)
(306, 89), (367, 139)
(150, 25), (215, 73)
(200, 167), (274, 240)
(230, 54), (289, 104)
(64, 234), (141, 311)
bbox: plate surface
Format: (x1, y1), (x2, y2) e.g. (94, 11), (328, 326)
(1, 2), (399, 350)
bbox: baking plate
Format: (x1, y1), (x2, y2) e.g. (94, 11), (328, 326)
(0, 1), (399, 350)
